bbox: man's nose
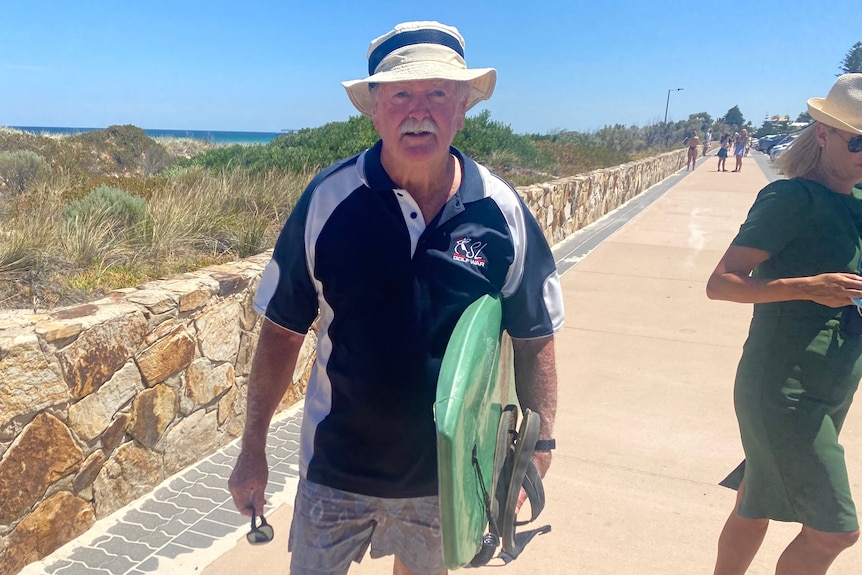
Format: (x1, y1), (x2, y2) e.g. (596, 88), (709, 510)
(407, 96), (430, 118)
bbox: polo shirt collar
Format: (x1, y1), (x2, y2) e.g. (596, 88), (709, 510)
(361, 140), (484, 207)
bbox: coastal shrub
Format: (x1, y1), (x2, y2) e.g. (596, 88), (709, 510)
(64, 185), (148, 229)
(0, 150), (51, 194)
(454, 110), (552, 172)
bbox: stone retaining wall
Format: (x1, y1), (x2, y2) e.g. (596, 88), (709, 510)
(0, 148), (685, 574)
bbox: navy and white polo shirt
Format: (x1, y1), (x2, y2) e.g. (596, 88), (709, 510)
(254, 141), (564, 498)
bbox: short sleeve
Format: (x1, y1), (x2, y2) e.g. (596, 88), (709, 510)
(253, 186), (319, 333)
(501, 196), (564, 339)
(732, 180), (812, 256)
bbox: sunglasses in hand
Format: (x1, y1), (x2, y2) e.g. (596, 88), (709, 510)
(246, 509), (275, 545)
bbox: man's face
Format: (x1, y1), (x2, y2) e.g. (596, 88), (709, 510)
(372, 79), (467, 167)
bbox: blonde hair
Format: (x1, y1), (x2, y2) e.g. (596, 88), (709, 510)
(774, 124), (821, 179)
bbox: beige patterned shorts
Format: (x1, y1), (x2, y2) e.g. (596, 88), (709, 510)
(288, 478), (444, 575)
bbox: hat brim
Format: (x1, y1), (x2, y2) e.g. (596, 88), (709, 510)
(808, 97), (862, 136)
(342, 66), (497, 117)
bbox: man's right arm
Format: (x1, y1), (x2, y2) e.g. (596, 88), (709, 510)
(228, 318), (306, 516)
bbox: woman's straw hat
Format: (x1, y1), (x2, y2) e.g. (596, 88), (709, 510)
(342, 21), (496, 117)
(807, 74), (862, 135)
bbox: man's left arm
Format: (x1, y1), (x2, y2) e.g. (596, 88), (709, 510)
(511, 334), (558, 478)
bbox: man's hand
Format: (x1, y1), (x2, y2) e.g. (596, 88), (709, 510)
(228, 449), (269, 517)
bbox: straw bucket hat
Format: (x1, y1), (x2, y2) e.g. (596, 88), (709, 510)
(342, 21), (497, 117)
(807, 73), (862, 135)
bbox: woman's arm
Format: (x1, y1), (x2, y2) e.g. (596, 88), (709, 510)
(706, 244), (862, 307)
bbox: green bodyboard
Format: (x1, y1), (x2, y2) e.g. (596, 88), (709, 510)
(434, 294), (513, 569)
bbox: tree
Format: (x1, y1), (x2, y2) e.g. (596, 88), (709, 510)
(723, 106), (746, 130)
(839, 41), (862, 74)
(796, 112), (812, 123)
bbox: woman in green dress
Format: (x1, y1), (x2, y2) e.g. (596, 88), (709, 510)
(707, 74), (862, 575)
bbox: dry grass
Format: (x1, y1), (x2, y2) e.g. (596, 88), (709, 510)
(0, 165), (310, 311)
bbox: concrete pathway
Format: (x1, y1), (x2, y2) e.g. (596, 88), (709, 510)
(22, 150), (862, 574)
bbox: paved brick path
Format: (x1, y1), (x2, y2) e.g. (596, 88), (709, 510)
(21, 412), (303, 575)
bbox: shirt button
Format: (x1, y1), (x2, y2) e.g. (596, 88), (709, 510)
(410, 212), (418, 219)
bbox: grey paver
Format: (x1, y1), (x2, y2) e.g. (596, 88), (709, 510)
(196, 470), (233, 491)
(137, 557), (161, 572)
(155, 543), (195, 559)
(205, 506), (248, 527)
(156, 510), (204, 536)
(189, 518), (243, 538)
(171, 529), (218, 549)
(95, 536), (154, 562)
(121, 509), (168, 530)
(139, 499), (184, 519)
(66, 547), (116, 568)
(105, 524), (172, 552)
(184, 481), (231, 503)
(195, 459), (234, 477)
(43, 559), (74, 574)
(207, 451), (234, 466)
(97, 554), (136, 574)
(164, 491), (220, 513)
(52, 564), (113, 575)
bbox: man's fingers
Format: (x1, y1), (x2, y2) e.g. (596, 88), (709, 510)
(515, 487), (528, 514)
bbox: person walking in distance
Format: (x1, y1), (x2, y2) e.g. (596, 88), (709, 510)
(228, 20), (563, 575)
(708, 74), (862, 575)
(717, 136), (729, 171)
(732, 128), (749, 172)
(703, 128), (713, 157)
(687, 130), (701, 170)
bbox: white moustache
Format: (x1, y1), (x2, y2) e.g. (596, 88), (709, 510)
(399, 119), (438, 135)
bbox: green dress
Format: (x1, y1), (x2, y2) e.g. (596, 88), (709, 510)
(727, 177), (862, 532)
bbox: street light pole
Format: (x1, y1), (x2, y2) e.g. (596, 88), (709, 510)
(664, 88), (684, 125)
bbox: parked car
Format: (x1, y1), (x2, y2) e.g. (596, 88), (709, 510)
(757, 134), (786, 154)
(769, 133), (802, 160)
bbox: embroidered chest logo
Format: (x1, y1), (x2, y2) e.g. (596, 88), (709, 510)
(453, 237), (487, 267)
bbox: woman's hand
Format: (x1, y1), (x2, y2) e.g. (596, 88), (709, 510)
(707, 245), (862, 307)
(794, 272), (862, 307)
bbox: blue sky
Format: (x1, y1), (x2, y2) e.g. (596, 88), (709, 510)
(1, 0), (859, 135)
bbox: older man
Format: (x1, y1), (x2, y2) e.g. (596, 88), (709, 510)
(229, 21), (563, 575)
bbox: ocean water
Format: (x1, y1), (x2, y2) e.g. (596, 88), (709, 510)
(8, 125), (286, 145)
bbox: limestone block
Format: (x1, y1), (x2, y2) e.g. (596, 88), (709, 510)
(0, 413), (83, 524)
(56, 310), (148, 399)
(180, 358), (235, 415)
(212, 271), (249, 297)
(67, 361), (144, 442)
(240, 277), (262, 331)
(225, 379), (248, 438)
(196, 300), (241, 362)
(0, 334), (69, 427)
(161, 277), (218, 313)
(101, 412), (130, 452)
(33, 320), (83, 343)
(135, 324), (196, 386)
(161, 408), (222, 475)
(217, 385), (237, 427)
(124, 289), (178, 316)
(3, 491), (95, 574)
(236, 331), (257, 376)
(73, 449), (106, 493)
(145, 317), (177, 345)
(128, 384), (177, 449)
(93, 441), (162, 518)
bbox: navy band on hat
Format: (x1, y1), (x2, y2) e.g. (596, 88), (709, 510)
(368, 29), (465, 75)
